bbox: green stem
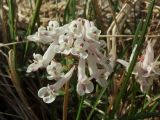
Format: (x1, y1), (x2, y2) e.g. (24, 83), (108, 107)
(8, 0), (16, 42)
(76, 96), (85, 120)
(87, 88), (106, 120)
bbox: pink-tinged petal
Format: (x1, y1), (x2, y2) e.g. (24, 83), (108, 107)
(76, 80), (94, 96)
(86, 26), (101, 40)
(142, 41), (154, 69)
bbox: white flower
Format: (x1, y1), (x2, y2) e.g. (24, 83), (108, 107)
(47, 61), (64, 80)
(41, 43), (56, 66)
(68, 20), (82, 35)
(38, 85), (57, 103)
(87, 53), (110, 87)
(77, 58), (94, 96)
(27, 26), (57, 44)
(38, 66), (75, 103)
(27, 43), (56, 73)
(71, 38), (89, 59)
(26, 18), (114, 102)
(117, 42), (160, 93)
(94, 49), (113, 73)
(54, 34), (73, 55)
(141, 41), (160, 77)
(27, 53), (43, 73)
(86, 26), (101, 41)
(135, 64), (153, 93)
(84, 20), (101, 40)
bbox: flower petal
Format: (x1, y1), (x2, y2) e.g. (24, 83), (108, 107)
(43, 43), (56, 66)
(27, 62), (42, 73)
(43, 94), (56, 104)
(38, 87), (48, 98)
(76, 80), (94, 96)
(52, 66), (75, 90)
(84, 81), (94, 93)
(78, 58), (87, 81)
(80, 52), (88, 59)
(33, 53), (43, 61)
(77, 83), (85, 96)
(87, 53), (97, 75)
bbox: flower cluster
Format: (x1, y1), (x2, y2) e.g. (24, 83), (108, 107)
(27, 18), (113, 103)
(117, 41), (160, 93)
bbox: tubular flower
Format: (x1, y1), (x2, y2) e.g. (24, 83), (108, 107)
(117, 42), (160, 93)
(77, 58), (94, 96)
(54, 34), (74, 55)
(71, 38), (89, 59)
(27, 18), (113, 103)
(27, 43), (56, 73)
(38, 66), (75, 103)
(47, 61), (64, 80)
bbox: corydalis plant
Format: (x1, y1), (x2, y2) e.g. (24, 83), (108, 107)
(27, 18), (113, 103)
(117, 41), (160, 93)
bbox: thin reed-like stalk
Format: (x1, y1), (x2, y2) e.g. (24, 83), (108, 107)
(76, 96), (85, 120)
(63, 82), (70, 120)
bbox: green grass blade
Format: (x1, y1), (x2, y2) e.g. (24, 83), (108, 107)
(76, 96), (85, 120)
(24, 0), (42, 58)
(87, 87), (106, 120)
(26, 0), (42, 35)
(8, 0), (16, 42)
(63, 0), (76, 24)
(131, 21), (143, 48)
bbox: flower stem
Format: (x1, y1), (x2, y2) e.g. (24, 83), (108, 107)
(63, 81), (70, 120)
(76, 96), (85, 120)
